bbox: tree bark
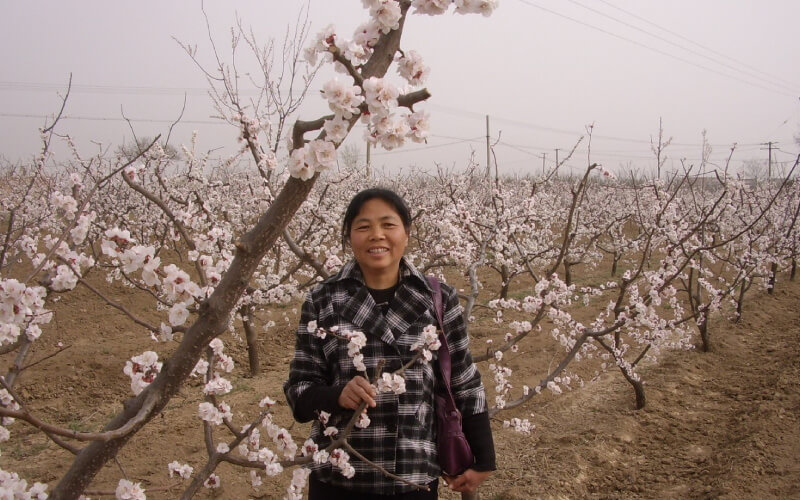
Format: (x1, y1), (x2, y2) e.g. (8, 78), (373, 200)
(241, 305), (260, 376)
(619, 365), (647, 410)
(767, 262), (778, 294)
(499, 264), (510, 299)
(698, 313), (710, 353)
(51, 175), (319, 499)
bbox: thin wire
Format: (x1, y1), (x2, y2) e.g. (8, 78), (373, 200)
(0, 81), (260, 96)
(371, 137), (482, 156)
(595, 0), (800, 90)
(0, 112), (227, 125)
(565, 0), (800, 94)
(429, 102), (768, 148)
(514, 0), (798, 98)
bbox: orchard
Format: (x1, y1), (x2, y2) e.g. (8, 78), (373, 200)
(1, 1), (799, 499)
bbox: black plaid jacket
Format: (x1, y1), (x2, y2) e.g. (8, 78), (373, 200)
(284, 258), (487, 494)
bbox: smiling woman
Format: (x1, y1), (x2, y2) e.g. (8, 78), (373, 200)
(284, 187), (496, 499)
(344, 189), (410, 289)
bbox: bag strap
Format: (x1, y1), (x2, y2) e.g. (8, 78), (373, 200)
(426, 276), (458, 408)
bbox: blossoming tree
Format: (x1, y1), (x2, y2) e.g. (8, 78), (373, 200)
(0, 1), (502, 499)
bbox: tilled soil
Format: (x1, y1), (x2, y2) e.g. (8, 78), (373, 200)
(4, 277), (799, 499)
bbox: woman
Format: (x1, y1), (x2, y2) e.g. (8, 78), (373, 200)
(284, 188), (495, 499)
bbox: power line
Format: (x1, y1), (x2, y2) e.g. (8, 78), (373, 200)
(595, 0), (800, 91)
(429, 103), (776, 149)
(0, 111), (777, 155)
(514, 0), (799, 98)
(371, 137), (482, 156)
(0, 81), (261, 96)
(565, 0), (800, 95)
(0, 112), (227, 125)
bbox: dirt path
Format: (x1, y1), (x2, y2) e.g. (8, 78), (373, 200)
(476, 280), (800, 499)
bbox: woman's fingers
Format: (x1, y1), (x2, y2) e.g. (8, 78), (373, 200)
(444, 469), (492, 492)
(338, 376), (377, 409)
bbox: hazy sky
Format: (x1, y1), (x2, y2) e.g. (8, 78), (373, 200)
(2, 1), (799, 177)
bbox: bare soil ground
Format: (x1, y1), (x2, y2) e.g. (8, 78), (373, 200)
(4, 273), (800, 499)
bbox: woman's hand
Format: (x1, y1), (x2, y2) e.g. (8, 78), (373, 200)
(442, 469), (492, 493)
(338, 376), (377, 410)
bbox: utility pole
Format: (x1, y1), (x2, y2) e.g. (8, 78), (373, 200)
(541, 152), (547, 176)
(486, 115), (491, 179)
(366, 141), (371, 178)
(760, 142), (777, 180)
(554, 148), (560, 178)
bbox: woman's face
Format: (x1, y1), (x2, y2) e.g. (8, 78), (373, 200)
(348, 197), (409, 284)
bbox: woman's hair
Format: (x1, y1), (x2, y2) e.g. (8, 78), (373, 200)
(341, 188), (411, 250)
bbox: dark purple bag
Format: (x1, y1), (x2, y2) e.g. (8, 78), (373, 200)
(427, 276), (475, 477)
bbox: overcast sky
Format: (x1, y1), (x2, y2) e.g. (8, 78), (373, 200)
(2, 1), (799, 177)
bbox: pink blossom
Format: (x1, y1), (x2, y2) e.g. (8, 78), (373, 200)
(203, 473), (221, 489)
(323, 115), (350, 143)
(412, 0), (451, 15)
(356, 411), (372, 428)
(168, 302), (190, 327)
(353, 21), (381, 48)
(115, 478), (146, 500)
(123, 351), (162, 395)
(288, 148), (315, 181)
(321, 78), (364, 119)
(455, 0), (498, 17)
(363, 77), (399, 116)
(203, 375), (233, 396)
(369, 0), (402, 33)
(396, 50), (429, 86)
(168, 461), (193, 479)
(305, 140), (337, 172)
(407, 110), (430, 142)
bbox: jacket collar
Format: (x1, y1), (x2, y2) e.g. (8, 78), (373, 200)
(325, 257), (434, 346)
(324, 256), (431, 291)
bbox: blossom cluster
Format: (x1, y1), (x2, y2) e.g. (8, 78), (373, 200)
(412, 0), (499, 17)
(0, 279), (50, 347)
(285, 468), (311, 500)
(195, 339), (235, 396)
(375, 372), (406, 395)
(123, 351), (163, 396)
(115, 478), (146, 500)
(0, 468), (47, 499)
(167, 461), (194, 480)
(502, 416), (534, 435)
(197, 401), (233, 426)
(288, 139), (338, 181)
(409, 324), (441, 362)
(307, 321), (369, 373)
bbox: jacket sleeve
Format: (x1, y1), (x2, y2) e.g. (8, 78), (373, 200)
(283, 291), (343, 423)
(441, 284), (487, 417)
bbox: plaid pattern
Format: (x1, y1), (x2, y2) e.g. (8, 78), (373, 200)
(284, 258), (487, 495)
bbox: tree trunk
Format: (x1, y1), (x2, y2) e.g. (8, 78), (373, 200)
(735, 281), (747, 323)
(767, 262), (778, 294)
(241, 305), (260, 376)
(619, 365), (646, 410)
(50, 175), (318, 499)
(563, 261), (573, 287)
(499, 264), (510, 299)
(698, 313), (710, 353)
